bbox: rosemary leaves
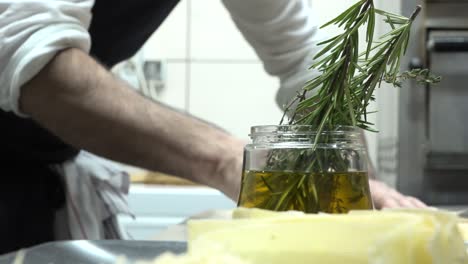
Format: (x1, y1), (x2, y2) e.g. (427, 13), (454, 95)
(284, 1), (440, 132)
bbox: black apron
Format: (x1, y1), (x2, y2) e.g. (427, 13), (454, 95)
(0, 0), (179, 254)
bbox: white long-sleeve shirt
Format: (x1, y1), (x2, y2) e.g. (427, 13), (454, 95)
(0, 0), (324, 116)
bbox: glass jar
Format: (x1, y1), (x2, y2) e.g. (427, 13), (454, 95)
(238, 125), (373, 214)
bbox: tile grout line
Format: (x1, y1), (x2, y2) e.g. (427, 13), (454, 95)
(164, 58), (261, 64)
(185, 0), (192, 113)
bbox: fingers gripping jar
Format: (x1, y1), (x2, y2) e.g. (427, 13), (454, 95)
(238, 125), (373, 214)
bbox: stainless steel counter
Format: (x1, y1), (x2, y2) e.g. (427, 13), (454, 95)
(0, 240), (186, 264)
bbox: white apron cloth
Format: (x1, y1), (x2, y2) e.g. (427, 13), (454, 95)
(53, 151), (134, 240)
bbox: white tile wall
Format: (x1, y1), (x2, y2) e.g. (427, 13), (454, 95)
(189, 0), (259, 60)
(155, 62), (187, 111)
(188, 63), (282, 140)
(143, 1), (188, 60)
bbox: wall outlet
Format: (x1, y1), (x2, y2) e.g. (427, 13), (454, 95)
(144, 60), (167, 94)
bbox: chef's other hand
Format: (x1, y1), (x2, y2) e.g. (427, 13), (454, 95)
(369, 179), (427, 209)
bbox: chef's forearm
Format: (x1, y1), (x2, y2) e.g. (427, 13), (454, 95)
(19, 48), (243, 198)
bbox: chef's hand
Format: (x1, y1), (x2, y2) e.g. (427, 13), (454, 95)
(369, 179), (427, 209)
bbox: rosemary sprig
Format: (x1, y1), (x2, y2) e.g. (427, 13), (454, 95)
(283, 3), (440, 134)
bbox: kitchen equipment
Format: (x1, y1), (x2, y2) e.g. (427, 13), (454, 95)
(397, 0), (468, 205)
(0, 240), (186, 264)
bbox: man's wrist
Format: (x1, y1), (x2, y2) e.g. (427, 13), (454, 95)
(212, 138), (244, 201)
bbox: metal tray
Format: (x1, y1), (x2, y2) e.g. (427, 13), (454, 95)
(1, 240), (466, 264)
(0, 240), (187, 264)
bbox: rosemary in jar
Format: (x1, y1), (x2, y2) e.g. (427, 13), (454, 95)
(238, 126), (373, 213)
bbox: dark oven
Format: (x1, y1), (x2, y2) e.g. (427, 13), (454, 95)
(397, 0), (468, 205)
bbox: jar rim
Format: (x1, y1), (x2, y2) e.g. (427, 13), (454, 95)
(250, 125), (361, 137)
(248, 125), (363, 147)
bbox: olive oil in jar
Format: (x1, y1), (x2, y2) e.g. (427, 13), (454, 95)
(238, 170), (373, 214)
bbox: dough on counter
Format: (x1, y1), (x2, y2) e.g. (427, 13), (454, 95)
(187, 208), (468, 264)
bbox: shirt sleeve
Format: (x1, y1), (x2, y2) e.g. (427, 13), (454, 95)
(0, 0), (94, 116)
(221, 0), (327, 109)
